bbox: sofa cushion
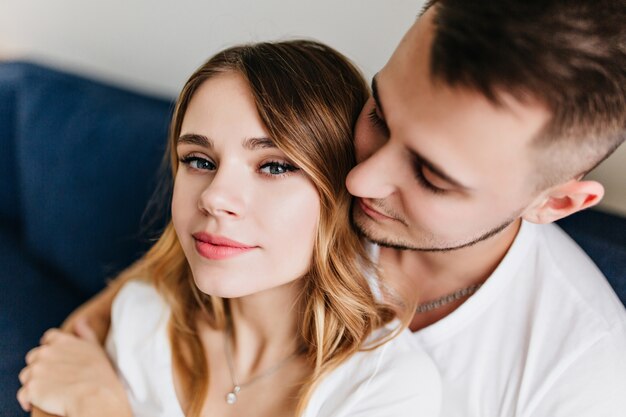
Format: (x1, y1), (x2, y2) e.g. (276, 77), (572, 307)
(0, 226), (85, 417)
(0, 64), (19, 229)
(7, 61), (173, 294)
(557, 209), (626, 305)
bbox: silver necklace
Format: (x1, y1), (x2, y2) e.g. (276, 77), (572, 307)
(223, 330), (298, 405)
(415, 283), (482, 313)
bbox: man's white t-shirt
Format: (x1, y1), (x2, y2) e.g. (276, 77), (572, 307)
(401, 221), (626, 417)
(105, 280), (441, 417)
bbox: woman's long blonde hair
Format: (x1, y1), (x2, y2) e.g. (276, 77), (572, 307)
(114, 40), (400, 416)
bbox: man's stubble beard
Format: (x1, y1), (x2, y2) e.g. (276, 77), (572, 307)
(351, 206), (517, 253)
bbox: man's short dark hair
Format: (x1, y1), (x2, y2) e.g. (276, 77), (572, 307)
(423, 0), (626, 184)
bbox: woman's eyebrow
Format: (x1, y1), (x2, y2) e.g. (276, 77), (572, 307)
(178, 133), (213, 148)
(242, 137), (277, 150)
(177, 134), (276, 151)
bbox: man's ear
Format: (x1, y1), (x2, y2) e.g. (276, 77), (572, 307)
(522, 179), (604, 224)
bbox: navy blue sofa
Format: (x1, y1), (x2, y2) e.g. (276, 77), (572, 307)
(0, 61), (625, 416)
(0, 61), (172, 416)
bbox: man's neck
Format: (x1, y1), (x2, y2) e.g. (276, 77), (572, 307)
(379, 219), (522, 331)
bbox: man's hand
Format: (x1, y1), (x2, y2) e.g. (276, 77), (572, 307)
(61, 282), (121, 344)
(17, 321), (132, 417)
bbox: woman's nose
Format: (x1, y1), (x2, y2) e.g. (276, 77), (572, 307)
(198, 165), (247, 219)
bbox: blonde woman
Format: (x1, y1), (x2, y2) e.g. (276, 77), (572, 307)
(18, 40), (440, 417)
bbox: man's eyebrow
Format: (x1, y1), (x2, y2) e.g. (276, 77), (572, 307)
(371, 75), (386, 119)
(411, 150), (472, 190)
(177, 134), (276, 151)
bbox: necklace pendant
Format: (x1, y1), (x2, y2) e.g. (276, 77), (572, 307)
(226, 385), (241, 405)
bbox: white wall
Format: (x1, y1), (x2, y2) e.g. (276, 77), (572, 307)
(1, 0), (624, 215)
(0, 0), (419, 96)
(586, 149), (626, 216)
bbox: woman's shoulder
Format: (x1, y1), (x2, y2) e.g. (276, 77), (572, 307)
(304, 326), (441, 417)
(106, 282), (183, 417)
(112, 280), (166, 316)
(108, 280), (170, 347)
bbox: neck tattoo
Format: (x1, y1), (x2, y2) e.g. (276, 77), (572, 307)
(415, 283), (482, 313)
(224, 328), (298, 405)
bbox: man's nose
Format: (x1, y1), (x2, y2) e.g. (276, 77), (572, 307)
(346, 141), (398, 200)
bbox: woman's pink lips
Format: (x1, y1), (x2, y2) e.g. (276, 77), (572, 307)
(192, 233), (257, 260)
(358, 199), (396, 222)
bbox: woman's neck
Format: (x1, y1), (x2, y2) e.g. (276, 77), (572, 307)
(226, 280), (303, 378)
(179, 280), (308, 416)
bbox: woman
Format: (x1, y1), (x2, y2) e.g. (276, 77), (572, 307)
(18, 40), (440, 417)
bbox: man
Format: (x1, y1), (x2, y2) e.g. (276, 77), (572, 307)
(346, 1), (626, 415)
(24, 0), (626, 416)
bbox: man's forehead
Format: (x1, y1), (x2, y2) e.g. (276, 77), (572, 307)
(376, 8), (435, 110)
(374, 15), (434, 132)
(378, 4), (551, 127)
(385, 7), (434, 72)
(373, 13), (552, 183)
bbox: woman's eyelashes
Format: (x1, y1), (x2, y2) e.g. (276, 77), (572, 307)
(179, 155), (215, 171)
(179, 153), (298, 178)
(259, 161), (299, 177)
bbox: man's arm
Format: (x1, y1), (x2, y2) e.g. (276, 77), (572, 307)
(59, 280), (122, 344)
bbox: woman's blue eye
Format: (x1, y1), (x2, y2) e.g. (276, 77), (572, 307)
(180, 156), (215, 171)
(260, 162), (297, 176)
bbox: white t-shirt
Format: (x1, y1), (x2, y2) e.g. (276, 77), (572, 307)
(105, 280), (441, 417)
(400, 221), (626, 417)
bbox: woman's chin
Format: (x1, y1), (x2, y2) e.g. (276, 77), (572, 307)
(192, 273), (255, 299)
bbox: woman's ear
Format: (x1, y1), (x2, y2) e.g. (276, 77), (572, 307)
(522, 179), (604, 224)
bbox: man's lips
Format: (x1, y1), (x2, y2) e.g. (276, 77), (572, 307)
(357, 199), (397, 222)
(192, 232), (257, 260)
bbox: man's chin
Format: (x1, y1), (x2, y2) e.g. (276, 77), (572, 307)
(354, 223), (459, 252)
(352, 211), (518, 253)
(352, 216), (417, 251)
(351, 205), (458, 252)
